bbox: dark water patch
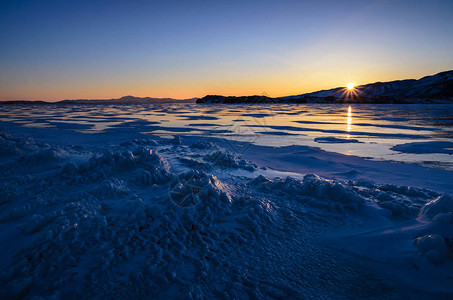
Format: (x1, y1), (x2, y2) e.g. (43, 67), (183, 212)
(108, 125), (195, 133)
(247, 124), (425, 139)
(109, 120), (162, 127)
(391, 141), (453, 154)
(182, 115), (220, 121)
(314, 137), (362, 143)
(49, 122), (95, 130)
(257, 131), (299, 136)
(241, 113), (273, 118)
(187, 123), (223, 127)
(207, 129), (233, 134)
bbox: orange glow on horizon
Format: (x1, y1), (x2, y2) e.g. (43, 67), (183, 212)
(1, 69), (444, 102)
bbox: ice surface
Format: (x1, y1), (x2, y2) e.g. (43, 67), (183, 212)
(0, 104), (453, 298)
(2, 103), (453, 169)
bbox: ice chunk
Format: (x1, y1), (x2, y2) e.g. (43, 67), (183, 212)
(168, 170), (231, 209)
(415, 234), (448, 264)
(98, 178), (129, 198)
(357, 184), (436, 219)
(120, 138), (158, 147)
(20, 148), (65, 167)
(204, 150), (256, 171)
(251, 174), (364, 213)
(0, 132), (39, 157)
(190, 140), (218, 150)
(178, 157), (211, 170)
(171, 136), (182, 145)
(419, 194), (453, 220)
(250, 175), (270, 185)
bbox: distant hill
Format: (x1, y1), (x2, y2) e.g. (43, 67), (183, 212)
(196, 95), (275, 104)
(197, 70), (453, 104)
(0, 95), (197, 105)
(291, 70), (453, 100)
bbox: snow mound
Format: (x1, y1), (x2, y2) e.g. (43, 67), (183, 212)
(348, 181), (436, 218)
(190, 140), (219, 150)
(65, 147), (171, 185)
(419, 194), (453, 222)
(415, 234), (449, 264)
(168, 170), (231, 209)
(373, 188), (428, 218)
(20, 148), (66, 166)
(98, 178), (130, 198)
(178, 156), (211, 171)
(0, 133), (68, 173)
(411, 195), (453, 264)
(119, 138), (159, 147)
(1, 135), (276, 298)
(251, 174), (364, 213)
(0, 132), (39, 157)
(204, 150), (257, 171)
(140, 150), (171, 185)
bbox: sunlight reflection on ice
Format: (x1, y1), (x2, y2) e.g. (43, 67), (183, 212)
(347, 105), (352, 137)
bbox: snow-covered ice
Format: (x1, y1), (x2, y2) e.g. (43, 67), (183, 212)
(0, 103), (452, 298)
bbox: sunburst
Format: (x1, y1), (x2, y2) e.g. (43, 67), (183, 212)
(337, 82), (360, 99)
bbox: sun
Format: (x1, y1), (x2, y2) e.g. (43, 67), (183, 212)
(346, 83), (355, 91)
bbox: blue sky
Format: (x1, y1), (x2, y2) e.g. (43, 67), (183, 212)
(1, 0), (452, 100)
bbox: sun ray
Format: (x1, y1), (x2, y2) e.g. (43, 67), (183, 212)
(337, 83), (361, 101)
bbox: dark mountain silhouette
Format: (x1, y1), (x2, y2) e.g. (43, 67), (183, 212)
(1, 96), (197, 105)
(197, 70), (453, 104)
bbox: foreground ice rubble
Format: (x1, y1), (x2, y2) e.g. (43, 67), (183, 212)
(415, 195), (453, 264)
(0, 132), (452, 298)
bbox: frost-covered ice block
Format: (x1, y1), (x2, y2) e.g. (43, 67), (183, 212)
(419, 194), (453, 221)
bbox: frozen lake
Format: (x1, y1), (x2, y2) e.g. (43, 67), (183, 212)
(1, 103), (453, 298)
(1, 103), (452, 169)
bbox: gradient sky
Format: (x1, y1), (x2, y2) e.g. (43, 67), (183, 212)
(1, 0), (453, 101)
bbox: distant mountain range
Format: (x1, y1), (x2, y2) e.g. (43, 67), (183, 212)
(197, 70), (453, 104)
(2, 70), (452, 105)
(0, 95), (197, 105)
